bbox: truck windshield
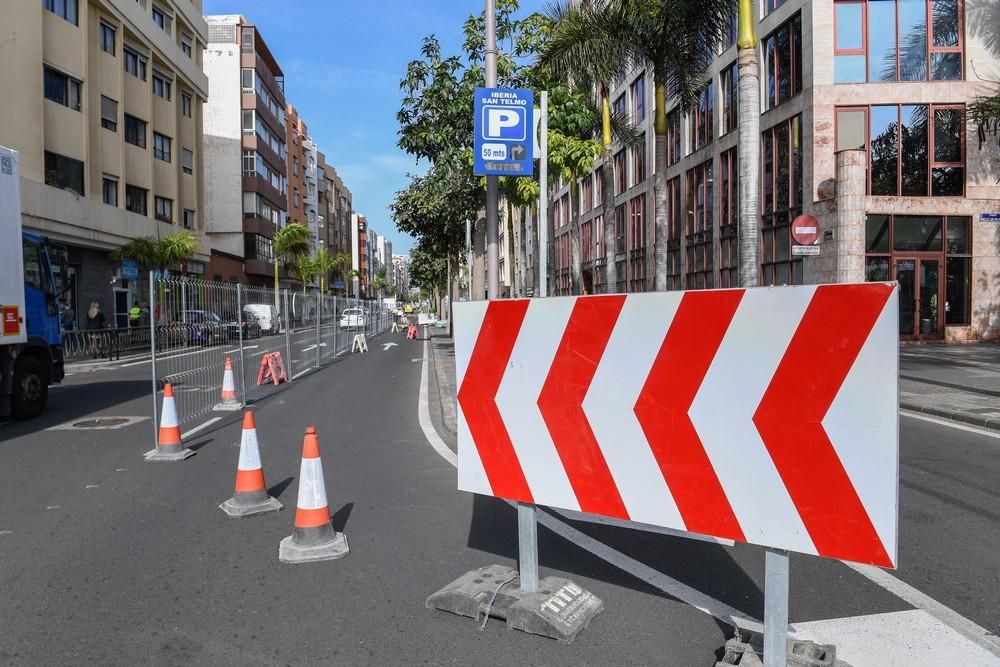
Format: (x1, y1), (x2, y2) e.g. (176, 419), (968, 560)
(22, 243), (52, 294)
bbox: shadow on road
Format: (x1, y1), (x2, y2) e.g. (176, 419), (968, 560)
(268, 476), (295, 500)
(465, 494), (764, 621)
(332, 502), (354, 532)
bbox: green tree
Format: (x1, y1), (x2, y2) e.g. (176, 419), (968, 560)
(296, 255), (318, 294)
(112, 230), (199, 275)
(313, 247), (336, 294)
(371, 266), (389, 301)
(272, 223), (311, 310)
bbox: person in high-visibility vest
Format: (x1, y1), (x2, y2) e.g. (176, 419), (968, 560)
(128, 303), (141, 327)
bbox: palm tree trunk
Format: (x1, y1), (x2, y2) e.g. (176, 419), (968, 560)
(653, 76), (669, 292)
(601, 89), (617, 294)
(273, 260), (281, 315)
(519, 206), (528, 298)
(737, 0), (761, 289)
(570, 173), (582, 295)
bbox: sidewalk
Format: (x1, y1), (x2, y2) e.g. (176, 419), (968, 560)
(900, 342), (1000, 430)
(427, 329), (458, 436)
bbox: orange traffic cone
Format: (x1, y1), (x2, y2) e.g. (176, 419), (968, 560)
(278, 427), (349, 563)
(220, 411), (283, 517)
(145, 383), (194, 461)
(214, 357), (242, 411)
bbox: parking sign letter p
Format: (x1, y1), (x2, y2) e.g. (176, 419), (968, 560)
(486, 108), (523, 140)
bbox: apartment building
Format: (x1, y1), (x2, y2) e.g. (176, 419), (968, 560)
(0, 0), (209, 326)
(551, 0), (1000, 341)
(301, 137), (319, 251)
(316, 151), (352, 272)
(202, 14), (288, 286)
(285, 104), (306, 235)
(391, 254), (410, 298)
(351, 212), (369, 298)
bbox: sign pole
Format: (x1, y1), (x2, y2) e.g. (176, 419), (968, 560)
(484, 0), (499, 301)
(763, 548), (790, 666)
(466, 218), (472, 300)
(538, 91), (548, 300)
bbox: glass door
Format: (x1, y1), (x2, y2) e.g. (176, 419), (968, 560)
(894, 258), (943, 340)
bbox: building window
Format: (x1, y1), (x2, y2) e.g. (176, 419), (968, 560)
(153, 132), (170, 162)
(183, 209), (195, 230)
(721, 61), (738, 135)
(581, 175), (593, 214)
(719, 148), (738, 287)
(151, 5), (171, 35)
(154, 196), (172, 222)
(123, 47), (147, 80)
(294, 188), (300, 208)
(613, 93), (626, 120)
(690, 84), (714, 151)
(181, 34), (193, 58)
(764, 0), (786, 14)
(100, 22), (116, 54)
(763, 14), (802, 110)
(864, 214), (971, 334)
(102, 176), (118, 206)
(182, 148), (193, 175)
(631, 134), (646, 186)
(100, 96), (117, 131)
(722, 10), (738, 51)
(685, 160), (714, 290)
(44, 151), (84, 196)
(761, 115), (804, 286)
(293, 156), (300, 177)
(125, 185), (147, 215)
(244, 234), (275, 262)
(630, 74), (646, 123)
(666, 109), (681, 166)
(152, 71), (171, 100)
(614, 204), (626, 255)
(181, 92), (192, 118)
(124, 114), (146, 147)
(614, 150), (627, 195)
(838, 104), (965, 197)
(665, 176), (682, 290)
(43, 0), (77, 25)
(43, 67), (81, 111)
(834, 0), (962, 83)
(627, 194), (646, 292)
(241, 68), (254, 91)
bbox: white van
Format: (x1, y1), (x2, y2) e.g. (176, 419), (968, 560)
(243, 303), (281, 335)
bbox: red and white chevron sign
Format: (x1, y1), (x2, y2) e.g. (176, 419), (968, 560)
(454, 283), (899, 568)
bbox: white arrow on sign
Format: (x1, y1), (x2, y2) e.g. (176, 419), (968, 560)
(382, 342), (398, 351)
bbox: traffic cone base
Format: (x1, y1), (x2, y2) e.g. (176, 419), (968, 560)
(146, 383), (194, 462)
(279, 426), (349, 564)
(220, 411), (282, 517)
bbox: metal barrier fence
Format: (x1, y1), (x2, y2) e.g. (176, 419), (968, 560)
(149, 274), (393, 428)
(63, 326), (152, 361)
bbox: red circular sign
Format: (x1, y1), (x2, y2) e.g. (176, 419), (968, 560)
(791, 214), (820, 245)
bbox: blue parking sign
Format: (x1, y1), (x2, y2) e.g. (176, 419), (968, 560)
(473, 87), (534, 177)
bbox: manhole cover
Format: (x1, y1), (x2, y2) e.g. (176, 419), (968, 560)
(72, 418), (131, 428)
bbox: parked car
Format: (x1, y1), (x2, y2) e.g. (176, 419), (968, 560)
(180, 310), (225, 346)
(340, 307), (367, 329)
(222, 311), (262, 341)
(403, 304), (414, 314)
(243, 303), (281, 335)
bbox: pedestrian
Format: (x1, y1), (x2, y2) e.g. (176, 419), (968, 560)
(60, 299), (75, 332)
(128, 302), (141, 327)
(86, 302), (107, 357)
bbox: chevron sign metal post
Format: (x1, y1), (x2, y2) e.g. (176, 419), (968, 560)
(454, 283), (899, 569)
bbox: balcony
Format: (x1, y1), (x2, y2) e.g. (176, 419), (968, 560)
(245, 258), (274, 278)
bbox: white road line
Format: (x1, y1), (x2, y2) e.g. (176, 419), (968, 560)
(415, 339), (1000, 655)
(292, 368), (312, 380)
(900, 411), (1000, 440)
(844, 563), (1000, 658)
(180, 417), (220, 440)
(301, 345), (317, 353)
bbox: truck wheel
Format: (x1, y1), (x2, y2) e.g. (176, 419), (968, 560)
(12, 355), (49, 420)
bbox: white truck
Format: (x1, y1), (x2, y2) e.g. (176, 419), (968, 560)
(1, 146), (66, 419)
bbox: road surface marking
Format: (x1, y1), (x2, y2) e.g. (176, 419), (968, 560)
(292, 368), (312, 380)
(180, 417), (220, 440)
(0, 530), (12, 536)
(416, 338), (1000, 659)
(46, 505), (60, 510)
(85, 485), (100, 489)
(900, 411), (1000, 440)
(383, 342), (398, 351)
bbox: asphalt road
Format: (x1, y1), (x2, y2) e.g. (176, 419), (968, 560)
(0, 331), (998, 665)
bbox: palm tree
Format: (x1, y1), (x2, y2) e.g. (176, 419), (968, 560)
(371, 266), (389, 301)
(736, 0), (760, 288)
(540, 0), (734, 292)
(313, 247), (337, 294)
(113, 230), (199, 276)
(272, 222), (310, 311)
(328, 252), (354, 295)
(296, 255), (318, 294)
(539, 1), (626, 294)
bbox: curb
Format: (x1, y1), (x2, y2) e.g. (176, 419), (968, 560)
(900, 400), (1000, 432)
(900, 374), (1000, 398)
(428, 335), (458, 437)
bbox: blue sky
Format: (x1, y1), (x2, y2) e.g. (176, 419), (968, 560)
(203, 0), (547, 255)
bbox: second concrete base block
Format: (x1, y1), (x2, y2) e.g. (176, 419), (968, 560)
(715, 630), (848, 667)
(425, 564), (603, 643)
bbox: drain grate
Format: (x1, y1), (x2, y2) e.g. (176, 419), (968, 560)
(72, 418), (132, 428)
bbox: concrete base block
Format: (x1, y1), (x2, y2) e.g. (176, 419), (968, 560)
(219, 495), (283, 518)
(425, 564), (603, 643)
(143, 447), (195, 462)
(715, 631), (846, 667)
(212, 402), (243, 412)
(278, 531), (349, 563)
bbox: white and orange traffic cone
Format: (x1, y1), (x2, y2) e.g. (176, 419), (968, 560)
(145, 383), (194, 461)
(278, 427), (349, 563)
(214, 357), (242, 411)
(220, 411), (283, 517)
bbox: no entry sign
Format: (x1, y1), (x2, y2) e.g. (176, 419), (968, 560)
(454, 284), (899, 568)
(791, 215), (820, 245)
